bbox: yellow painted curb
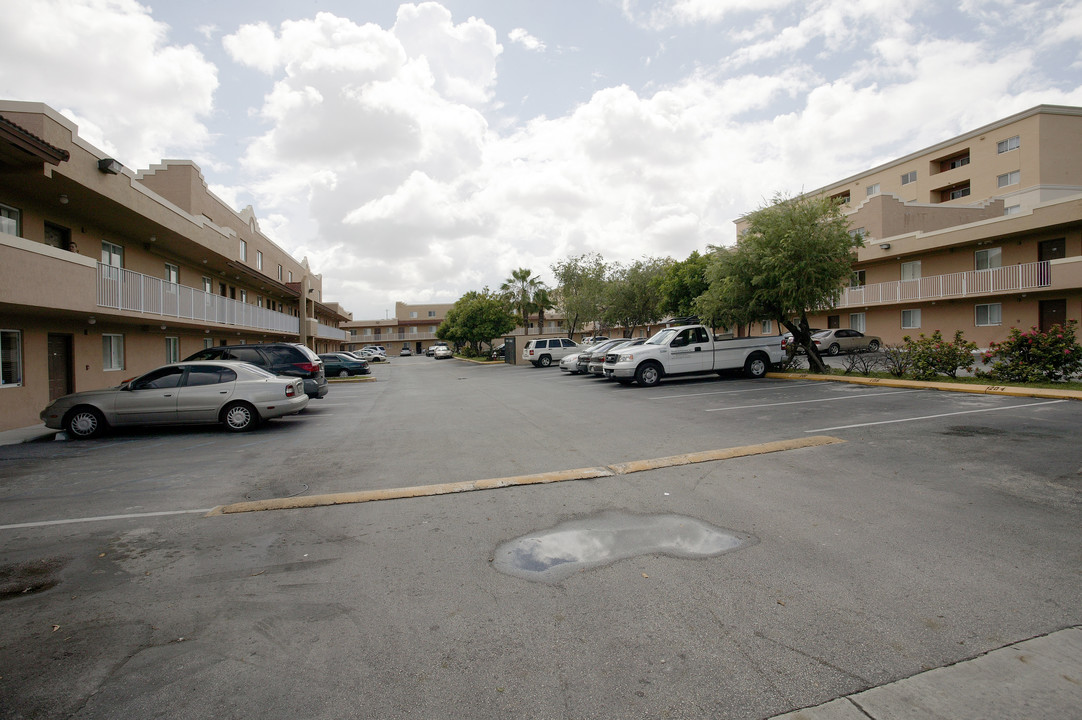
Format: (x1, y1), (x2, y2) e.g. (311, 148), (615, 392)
(766, 372), (1082, 401)
(207, 435), (843, 516)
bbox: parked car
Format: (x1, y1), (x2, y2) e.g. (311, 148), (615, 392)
(577, 339), (625, 374)
(357, 349), (387, 362)
(490, 343), (506, 360)
(319, 353), (370, 377)
(183, 342), (328, 399)
(40, 361), (309, 438)
(582, 336), (609, 344)
(588, 338), (645, 376)
(559, 344), (599, 374)
(362, 345), (386, 355)
(781, 329), (823, 354)
(400, 347), (413, 356)
(522, 337), (579, 367)
(426, 341), (449, 357)
(433, 345), (453, 359)
(811, 329), (881, 355)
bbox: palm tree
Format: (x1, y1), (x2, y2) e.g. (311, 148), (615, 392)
(501, 267), (540, 334)
(533, 287), (555, 335)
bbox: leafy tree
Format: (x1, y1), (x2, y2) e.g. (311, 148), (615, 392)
(500, 268), (541, 335)
(533, 286), (556, 335)
(551, 253), (608, 338)
(437, 288), (517, 355)
(695, 193), (860, 373)
(604, 257), (670, 337)
(656, 250), (710, 320)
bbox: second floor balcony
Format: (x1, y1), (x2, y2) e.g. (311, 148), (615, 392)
(833, 260), (1075, 309)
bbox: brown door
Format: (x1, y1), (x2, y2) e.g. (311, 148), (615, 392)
(1039, 238), (1066, 262)
(47, 334), (73, 400)
(1039, 299), (1066, 332)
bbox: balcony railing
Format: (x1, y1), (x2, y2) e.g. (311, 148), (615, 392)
(97, 263), (300, 333)
(835, 261), (1051, 308)
(352, 331), (441, 342)
(316, 322), (347, 340)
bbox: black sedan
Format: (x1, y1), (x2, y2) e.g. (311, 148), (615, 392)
(319, 353), (370, 377)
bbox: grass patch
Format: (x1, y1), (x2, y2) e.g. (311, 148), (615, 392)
(774, 366), (1082, 391)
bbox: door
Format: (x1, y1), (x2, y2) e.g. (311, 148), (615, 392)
(1038, 238), (1065, 286)
(47, 334), (73, 400)
(113, 366), (183, 424)
(176, 365), (236, 423)
(1039, 299), (1067, 332)
(668, 327), (712, 373)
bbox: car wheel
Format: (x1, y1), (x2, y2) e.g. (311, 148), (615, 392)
(221, 401), (259, 432)
(744, 352), (769, 379)
(65, 406), (106, 439)
(827, 343), (841, 356)
(635, 362), (662, 387)
(538, 355), (552, 367)
(867, 340), (880, 352)
(338, 370), (349, 377)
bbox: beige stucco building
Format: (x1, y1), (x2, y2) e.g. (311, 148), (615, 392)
(737, 104), (1082, 347)
(0, 101), (352, 432)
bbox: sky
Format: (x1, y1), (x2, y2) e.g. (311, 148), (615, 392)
(3, 0), (1081, 320)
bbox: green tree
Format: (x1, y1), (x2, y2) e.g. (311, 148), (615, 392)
(604, 257), (670, 337)
(437, 288), (517, 355)
(533, 286), (556, 335)
(551, 253), (608, 338)
(500, 267), (541, 335)
(695, 192), (860, 373)
(656, 250), (710, 320)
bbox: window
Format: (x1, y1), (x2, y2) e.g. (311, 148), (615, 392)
(1005, 205), (1020, 215)
(103, 334), (124, 371)
(257, 296), (264, 308)
(185, 365), (237, 386)
(239, 239), (247, 261)
(948, 184), (971, 200)
(866, 183), (880, 197)
(409, 326), (417, 335)
(850, 270), (866, 287)
(165, 337), (179, 363)
(976, 303), (1002, 327)
(203, 337), (213, 349)
(849, 313), (866, 333)
(975, 247), (1002, 271)
(288, 270), (293, 282)
(240, 289), (247, 302)
(363, 328), (372, 336)
(901, 171), (916, 185)
(997, 171), (1020, 188)
(256, 250), (263, 270)
(997, 136), (1020, 154)
(901, 261), (921, 281)
(1, 330), (22, 386)
(101, 241), (123, 269)
(561, 338), (576, 347)
(277, 264), (283, 280)
(901, 309), (921, 329)
(850, 228), (866, 241)
(165, 263), (179, 284)
(410, 311), (418, 318)
(941, 153), (970, 171)
(761, 319), (773, 334)
(132, 366), (183, 390)
(428, 311), (436, 317)
(202, 276), (213, 293)
(429, 326), (437, 333)
(0, 203), (19, 236)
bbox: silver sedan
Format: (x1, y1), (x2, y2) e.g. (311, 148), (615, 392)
(812, 329), (882, 355)
(40, 361), (309, 439)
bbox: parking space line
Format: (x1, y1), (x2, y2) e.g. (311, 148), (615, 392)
(650, 382), (819, 400)
(805, 399), (1067, 432)
(705, 388), (923, 412)
(0, 508), (216, 531)
(207, 435), (844, 516)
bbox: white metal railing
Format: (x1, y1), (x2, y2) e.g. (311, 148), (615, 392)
(354, 331), (441, 342)
(835, 261), (1051, 308)
(97, 263), (300, 333)
(316, 322), (347, 340)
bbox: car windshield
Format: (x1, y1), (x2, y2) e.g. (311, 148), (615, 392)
(646, 329), (678, 346)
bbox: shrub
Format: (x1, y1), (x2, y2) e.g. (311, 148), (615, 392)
(842, 351), (881, 376)
(880, 344), (912, 377)
(775, 347), (808, 372)
(978, 320), (1082, 383)
(905, 330), (977, 380)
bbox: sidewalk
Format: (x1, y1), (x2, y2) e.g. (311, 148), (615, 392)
(768, 626), (1082, 719)
(0, 423), (57, 446)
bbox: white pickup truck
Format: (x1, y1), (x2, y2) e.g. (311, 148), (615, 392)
(603, 324), (784, 387)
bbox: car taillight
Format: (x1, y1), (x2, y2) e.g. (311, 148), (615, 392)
(285, 383), (296, 398)
(294, 362), (319, 373)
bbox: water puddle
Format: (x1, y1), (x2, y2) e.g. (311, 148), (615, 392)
(492, 511), (755, 583)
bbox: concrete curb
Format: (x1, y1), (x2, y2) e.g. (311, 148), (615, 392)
(206, 435), (844, 516)
(766, 372), (1082, 401)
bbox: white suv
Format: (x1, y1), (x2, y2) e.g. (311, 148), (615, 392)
(521, 337), (579, 367)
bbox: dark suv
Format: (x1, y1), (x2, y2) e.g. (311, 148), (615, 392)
(183, 343), (328, 399)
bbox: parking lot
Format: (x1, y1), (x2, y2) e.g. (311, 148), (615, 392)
(1, 355), (1080, 719)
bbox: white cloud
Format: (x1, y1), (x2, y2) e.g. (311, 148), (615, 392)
(0, 0), (218, 169)
(509, 28), (546, 52)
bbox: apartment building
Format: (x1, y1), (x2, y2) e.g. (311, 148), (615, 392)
(344, 301), (453, 355)
(0, 100), (351, 432)
(736, 104), (1082, 347)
